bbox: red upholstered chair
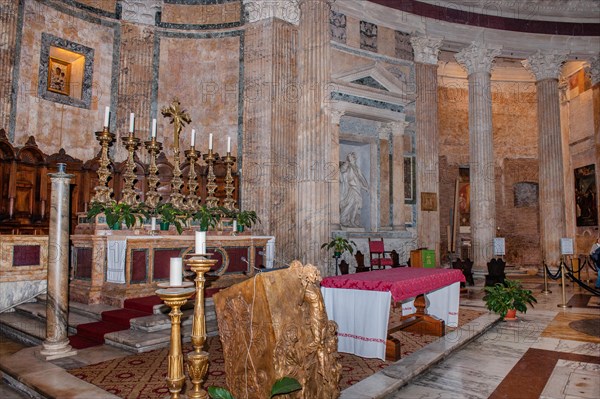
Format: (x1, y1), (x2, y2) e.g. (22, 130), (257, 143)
(368, 238), (394, 269)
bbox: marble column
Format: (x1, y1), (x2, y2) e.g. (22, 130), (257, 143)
(0, 0), (20, 133)
(522, 51), (567, 266)
(455, 42), (501, 270)
(297, 0), (332, 274)
(411, 36), (442, 264)
(329, 108), (343, 231)
(40, 164), (77, 360)
(390, 121), (408, 230)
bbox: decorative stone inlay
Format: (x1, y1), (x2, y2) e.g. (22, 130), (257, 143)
(360, 20), (377, 52)
(522, 50), (568, 81)
(455, 42), (502, 75)
(243, 0), (300, 24)
(120, 0), (161, 25)
(410, 36), (442, 65)
(330, 9), (346, 43)
(585, 55), (600, 86)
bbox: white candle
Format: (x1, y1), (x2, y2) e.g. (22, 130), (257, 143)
(129, 112), (135, 133)
(208, 133), (213, 150)
(233, 220), (237, 232)
(227, 136), (231, 153)
(151, 216), (156, 231)
(151, 119), (156, 138)
(104, 106), (110, 127)
(195, 231), (206, 254)
(191, 129), (195, 147)
(169, 257), (183, 286)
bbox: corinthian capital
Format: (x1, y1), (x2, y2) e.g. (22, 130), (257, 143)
(522, 51), (568, 81)
(455, 42), (502, 75)
(410, 36), (443, 65)
(243, 0), (301, 25)
(120, 0), (160, 25)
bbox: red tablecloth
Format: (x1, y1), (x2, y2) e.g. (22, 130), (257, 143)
(320, 268), (465, 302)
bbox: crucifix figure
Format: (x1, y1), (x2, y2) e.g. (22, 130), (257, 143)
(161, 98), (191, 155)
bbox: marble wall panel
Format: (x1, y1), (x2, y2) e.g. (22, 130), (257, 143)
(161, 2), (241, 26)
(345, 15), (360, 49)
(377, 25), (396, 59)
(0, 236), (48, 283)
(76, 0), (118, 14)
(568, 89), (594, 144)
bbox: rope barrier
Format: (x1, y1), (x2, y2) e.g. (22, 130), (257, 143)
(544, 263), (562, 280)
(565, 271), (600, 297)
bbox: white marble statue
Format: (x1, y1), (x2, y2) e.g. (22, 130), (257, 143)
(339, 152), (368, 228)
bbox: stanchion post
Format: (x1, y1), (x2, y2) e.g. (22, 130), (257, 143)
(557, 257), (571, 309)
(541, 261), (552, 294)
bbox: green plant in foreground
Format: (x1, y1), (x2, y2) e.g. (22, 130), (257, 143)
(482, 279), (537, 318)
(208, 377), (301, 399)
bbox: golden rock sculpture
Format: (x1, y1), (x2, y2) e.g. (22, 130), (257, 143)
(213, 260), (341, 399)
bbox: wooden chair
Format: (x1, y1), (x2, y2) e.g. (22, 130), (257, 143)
(368, 238), (394, 269)
(485, 258), (506, 286)
(354, 251), (370, 273)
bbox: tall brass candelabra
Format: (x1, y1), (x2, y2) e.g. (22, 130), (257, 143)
(184, 254), (218, 399)
(203, 149), (219, 208)
(91, 127), (115, 204)
(170, 151), (186, 210)
(222, 152), (236, 211)
(184, 147), (201, 213)
(120, 133), (141, 206)
(144, 138), (163, 210)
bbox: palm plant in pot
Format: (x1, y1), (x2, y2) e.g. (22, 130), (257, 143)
(483, 279), (537, 320)
(321, 236), (356, 275)
(87, 201), (146, 230)
(192, 205), (222, 232)
(154, 202), (186, 234)
(235, 209), (260, 232)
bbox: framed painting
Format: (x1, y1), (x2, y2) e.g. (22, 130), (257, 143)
(421, 192), (437, 211)
(574, 164), (598, 227)
(47, 57), (70, 96)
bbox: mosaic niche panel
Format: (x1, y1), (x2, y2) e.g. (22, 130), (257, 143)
(574, 164), (598, 227)
(513, 182), (538, 208)
(394, 31), (413, 60)
(330, 9), (346, 43)
(360, 21), (377, 52)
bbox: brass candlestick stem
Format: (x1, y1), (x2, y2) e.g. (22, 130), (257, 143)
(184, 254), (217, 399)
(203, 150), (219, 208)
(156, 285), (195, 399)
(144, 138), (163, 210)
(170, 152), (186, 210)
(184, 148), (201, 213)
(91, 127), (115, 204)
(222, 152), (236, 211)
(119, 133), (141, 206)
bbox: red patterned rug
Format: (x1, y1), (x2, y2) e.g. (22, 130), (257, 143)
(68, 308), (484, 398)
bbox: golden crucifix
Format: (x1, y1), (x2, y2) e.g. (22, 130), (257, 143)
(161, 98), (191, 155)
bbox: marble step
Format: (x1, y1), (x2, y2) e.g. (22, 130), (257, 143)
(14, 302), (99, 335)
(130, 299), (216, 333)
(0, 312), (45, 346)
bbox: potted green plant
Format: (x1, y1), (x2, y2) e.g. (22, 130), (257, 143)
(235, 209), (260, 232)
(87, 201), (146, 230)
(192, 205), (222, 231)
(154, 202), (186, 234)
(208, 377), (301, 399)
(321, 236), (356, 258)
(482, 279), (537, 320)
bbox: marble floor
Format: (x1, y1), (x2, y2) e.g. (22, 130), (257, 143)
(1, 276), (599, 399)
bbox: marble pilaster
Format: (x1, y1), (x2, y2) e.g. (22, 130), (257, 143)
(522, 51), (568, 266)
(455, 42), (501, 270)
(0, 0), (20, 133)
(329, 108), (343, 231)
(297, 0), (332, 274)
(411, 36), (442, 263)
(243, 0), (300, 25)
(390, 121), (408, 230)
(40, 164), (76, 360)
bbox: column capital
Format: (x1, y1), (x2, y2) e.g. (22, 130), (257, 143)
(410, 36), (443, 65)
(522, 51), (568, 81)
(388, 120), (409, 136)
(120, 0), (161, 25)
(584, 55), (600, 86)
(327, 106), (344, 124)
(455, 42), (502, 75)
(243, 0), (300, 25)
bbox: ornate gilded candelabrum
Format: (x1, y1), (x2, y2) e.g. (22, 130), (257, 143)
(170, 152), (186, 210)
(156, 283), (195, 399)
(184, 147), (201, 213)
(202, 149), (219, 208)
(184, 253), (217, 399)
(91, 127), (115, 204)
(222, 152), (237, 211)
(144, 137), (163, 210)
(119, 133), (141, 206)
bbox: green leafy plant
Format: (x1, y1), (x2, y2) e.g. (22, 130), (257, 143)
(321, 236), (356, 257)
(482, 279), (537, 318)
(208, 377), (301, 399)
(154, 202), (186, 234)
(87, 201), (146, 230)
(192, 205), (222, 231)
(235, 209), (260, 230)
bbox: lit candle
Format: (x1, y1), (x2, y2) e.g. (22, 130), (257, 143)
(170, 257), (183, 286)
(191, 129), (195, 147)
(151, 216), (156, 231)
(195, 231), (206, 254)
(151, 119), (156, 138)
(208, 133), (213, 150)
(129, 112), (135, 133)
(227, 136), (231, 153)
(104, 106), (110, 127)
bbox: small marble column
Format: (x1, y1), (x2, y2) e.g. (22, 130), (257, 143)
(522, 51), (568, 266)
(40, 163), (77, 360)
(455, 42), (502, 270)
(390, 121), (408, 230)
(411, 35), (443, 262)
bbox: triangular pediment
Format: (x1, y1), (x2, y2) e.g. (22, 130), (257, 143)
(332, 63), (406, 94)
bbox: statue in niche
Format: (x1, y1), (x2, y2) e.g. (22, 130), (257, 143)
(340, 152), (368, 228)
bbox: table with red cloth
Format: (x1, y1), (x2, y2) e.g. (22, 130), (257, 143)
(320, 268), (465, 360)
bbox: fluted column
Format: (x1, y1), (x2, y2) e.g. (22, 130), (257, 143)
(455, 42), (501, 270)
(411, 36), (442, 263)
(40, 164), (77, 360)
(0, 0), (20, 134)
(522, 51), (568, 266)
(329, 108), (343, 231)
(391, 121), (408, 230)
(297, 0), (332, 274)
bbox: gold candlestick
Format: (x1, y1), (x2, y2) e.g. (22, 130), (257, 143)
(91, 127), (115, 204)
(156, 284), (195, 399)
(170, 154), (186, 210)
(119, 133), (141, 206)
(202, 149), (219, 208)
(184, 254), (217, 399)
(144, 138), (163, 210)
(162, 99), (191, 211)
(184, 148), (201, 213)
(222, 152), (236, 211)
